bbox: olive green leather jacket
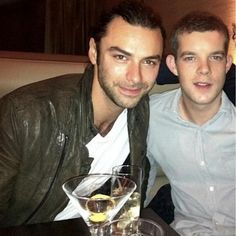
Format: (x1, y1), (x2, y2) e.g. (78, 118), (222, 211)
(0, 65), (150, 227)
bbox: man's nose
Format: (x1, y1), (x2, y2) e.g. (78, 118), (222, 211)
(127, 63), (142, 83)
(197, 59), (211, 75)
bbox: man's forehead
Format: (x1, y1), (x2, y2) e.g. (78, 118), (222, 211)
(97, 17), (163, 59)
(177, 31), (225, 48)
(178, 30), (225, 41)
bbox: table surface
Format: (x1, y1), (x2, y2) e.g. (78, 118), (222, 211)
(0, 208), (180, 236)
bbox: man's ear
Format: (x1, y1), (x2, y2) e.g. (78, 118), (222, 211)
(88, 38), (97, 65)
(225, 55), (233, 73)
(166, 54), (178, 76)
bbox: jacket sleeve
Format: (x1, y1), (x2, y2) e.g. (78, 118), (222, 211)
(0, 95), (21, 222)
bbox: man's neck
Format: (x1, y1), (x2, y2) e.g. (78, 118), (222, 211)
(91, 76), (124, 136)
(95, 120), (116, 136)
(93, 105), (124, 137)
(179, 96), (221, 126)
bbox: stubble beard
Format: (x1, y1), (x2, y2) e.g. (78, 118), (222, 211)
(97, 64), (145, 109)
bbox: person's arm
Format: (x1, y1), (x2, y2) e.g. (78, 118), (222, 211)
(0, 96), (21, 224)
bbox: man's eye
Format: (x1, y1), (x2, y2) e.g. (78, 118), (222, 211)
(210, 55), (224, 61)
(114, 55), (127, 61)
(183, 56), (195, 62)
(144, 59), (158, 66)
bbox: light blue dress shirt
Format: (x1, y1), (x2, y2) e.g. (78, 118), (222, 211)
(147, 88), (236, 236)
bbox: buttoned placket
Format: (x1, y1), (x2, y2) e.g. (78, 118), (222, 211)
(196, 128), (217, 215)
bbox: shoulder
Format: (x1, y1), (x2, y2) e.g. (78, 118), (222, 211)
(150, 89), (179, 110)
(7, 73), (81, 98)
(222, 92), (236, 113)
(0, 74), (85, 127)
(1, 73), (82, 110)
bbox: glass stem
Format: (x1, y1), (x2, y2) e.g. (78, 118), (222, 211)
(89, 225), (105, 236)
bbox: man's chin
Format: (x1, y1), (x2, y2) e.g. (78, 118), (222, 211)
(118, 99), (141, 109)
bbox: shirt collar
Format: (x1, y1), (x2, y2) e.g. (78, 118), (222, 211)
(171, 88), (181, 114)
(219, 91), (233, 113)
(171, 88), (232, 115)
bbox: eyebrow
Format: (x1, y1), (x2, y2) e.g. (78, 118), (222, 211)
(108, 46), (132, 56)
(179, 51), (196, 58)
(108, 46), (161, 60)
(210, 51), (226, 56)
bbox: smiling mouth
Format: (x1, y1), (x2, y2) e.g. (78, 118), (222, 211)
(120, 86), (142, 97)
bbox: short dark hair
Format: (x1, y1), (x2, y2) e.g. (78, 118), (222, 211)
(92, 0), (165, 45)
(170, 11), (230, 57)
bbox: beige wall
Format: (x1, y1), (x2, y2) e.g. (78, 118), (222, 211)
(0, 51), (88, 98)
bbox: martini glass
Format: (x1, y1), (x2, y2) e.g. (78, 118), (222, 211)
(62, 173), (136, 236)
(102, 218), (164, 235)
(112, 165), (143, 222)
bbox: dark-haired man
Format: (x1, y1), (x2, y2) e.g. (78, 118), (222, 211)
(0, 0), (164, 226)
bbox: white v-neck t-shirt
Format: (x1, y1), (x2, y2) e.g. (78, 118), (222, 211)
(54, 109), (129, 221)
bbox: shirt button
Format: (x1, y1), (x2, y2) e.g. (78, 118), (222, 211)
(200, 161), (205, 166)
(209, 186), (214, 191)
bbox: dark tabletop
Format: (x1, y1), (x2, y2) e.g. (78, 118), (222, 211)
(0, 208), (180, 236)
